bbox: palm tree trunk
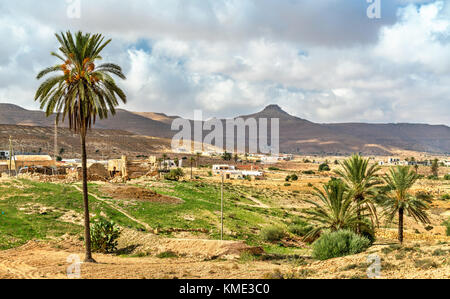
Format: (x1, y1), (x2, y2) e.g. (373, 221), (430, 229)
(81, 133), (96, 263)
(190, 161), (193, 179)
(398, 208), (404, 244)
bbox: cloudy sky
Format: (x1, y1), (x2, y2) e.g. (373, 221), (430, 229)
(0, 0), (449, 125)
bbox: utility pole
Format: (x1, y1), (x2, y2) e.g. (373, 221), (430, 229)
(8, 136), (12, 176)
(221, 171), (224, 241)
(54, 119), (58, 161)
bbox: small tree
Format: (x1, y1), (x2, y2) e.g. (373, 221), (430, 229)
(222, 151), (232, 161)
(380, 166), (431, 243)
(431, 159), (439, 177)
(196, 152), (201, 167)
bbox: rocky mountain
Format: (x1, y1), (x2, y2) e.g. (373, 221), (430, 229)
(1, 103), (449, 155)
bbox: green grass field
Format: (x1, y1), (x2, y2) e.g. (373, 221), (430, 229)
(0, 178), (307, 255)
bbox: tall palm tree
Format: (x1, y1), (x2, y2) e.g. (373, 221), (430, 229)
(381, 166), (430, 243)
(335, 154), (382, 233)
(302, 179), (368, 241)
(35, 31), (126, 262)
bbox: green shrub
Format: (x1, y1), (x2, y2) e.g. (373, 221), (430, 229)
(303, 170), (315, 175)
(91, 218), (121, 254)
(284, 183), (291, 187)
(318, 163), (330, 172)
(416, 191), (433, 201)
(290, 174), (298, 181)
(288, 220), (313, 237)
(156, 251), (178, 258)
(428, 175), (439, 180)
(441, 194), (450, 201)
(312, 230), (371, 260)
(442, 219), (450, 236)
(164, 168), (185, 181)
(444, 174), (450, 180)
(261, 226), (285, 242)
(268, 167), (280, 171)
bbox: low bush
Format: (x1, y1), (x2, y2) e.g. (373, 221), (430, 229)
(268, 167), (280, 171)
(444, 174), (450, 180)
(288, 220), (313, 238)
(312, 230), (371, 260)
(442, 219), (450, 236)
(91, 218), (121, 254)
(164, 168), (185, 181)
(318, 163), (330, 172)
(303, 170), (315, 175)
(428, 175), (439, 180)
(261, 226), (285, 242)
(156, 251), (178, 258)
(440, 194), (450, 200)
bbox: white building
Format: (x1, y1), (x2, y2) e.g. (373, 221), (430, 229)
(212, 164), (236, 175)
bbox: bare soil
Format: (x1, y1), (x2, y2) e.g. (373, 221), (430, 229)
(100, 185), (183, 204)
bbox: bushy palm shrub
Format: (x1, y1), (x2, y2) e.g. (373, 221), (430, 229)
(261, 226), (285, 242)
(91, 218), (121, 253)
(312, 230), (371, 260)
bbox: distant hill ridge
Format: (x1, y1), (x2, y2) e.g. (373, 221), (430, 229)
(0, 103), (449, 155)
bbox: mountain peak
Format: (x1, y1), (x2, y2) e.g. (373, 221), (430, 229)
(256, 104), (294, 118)
(262, 104), (285, 113)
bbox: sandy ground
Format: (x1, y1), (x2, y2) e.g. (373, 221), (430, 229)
(1, 235), (449, 279)
(0, 240), (287, 279)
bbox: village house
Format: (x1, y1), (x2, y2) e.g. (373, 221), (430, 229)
(212, 164), (236, 175)
(9, 155), (55, 171)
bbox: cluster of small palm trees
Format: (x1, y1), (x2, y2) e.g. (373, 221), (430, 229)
(303, 155), (431, 244)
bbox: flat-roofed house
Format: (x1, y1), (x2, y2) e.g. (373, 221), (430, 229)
(10, 155), (55, 171)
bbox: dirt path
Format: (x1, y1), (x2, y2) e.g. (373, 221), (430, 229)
(239, 192), (271, 209)
(72, 185), (153, 232)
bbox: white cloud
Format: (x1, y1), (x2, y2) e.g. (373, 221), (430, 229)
(0, 0), (449, 125)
